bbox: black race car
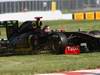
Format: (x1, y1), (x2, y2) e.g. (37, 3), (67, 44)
(0, 17), (100, 55)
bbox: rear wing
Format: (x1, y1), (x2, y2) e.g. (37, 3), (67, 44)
(0, 20), (18, 40)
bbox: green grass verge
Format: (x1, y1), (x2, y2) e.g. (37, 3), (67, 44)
(43, 20), (100, 32)
(0, 53), (100, 75)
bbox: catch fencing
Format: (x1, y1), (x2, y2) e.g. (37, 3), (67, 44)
(0, 0), (100, 14)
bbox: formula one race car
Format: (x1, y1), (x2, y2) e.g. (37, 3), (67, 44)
(0, 17), (100, 55)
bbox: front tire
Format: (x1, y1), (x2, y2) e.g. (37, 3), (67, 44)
(48, 32), (67, 54)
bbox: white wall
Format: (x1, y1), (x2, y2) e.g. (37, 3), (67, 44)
(0, 10), (72, 22)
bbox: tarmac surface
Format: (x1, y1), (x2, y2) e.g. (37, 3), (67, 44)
(36, 69), (100, 75)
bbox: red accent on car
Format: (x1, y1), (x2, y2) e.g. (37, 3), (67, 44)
(64, 45), (80, 55)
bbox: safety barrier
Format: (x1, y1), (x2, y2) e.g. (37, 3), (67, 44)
(74, 12), (84, 20)
(85, 12), (94, 20)
(73, 11), (100, 20)
(0, 10), (100, 21)
(0, 10), (62, 21)
(96, 11), (100, 20)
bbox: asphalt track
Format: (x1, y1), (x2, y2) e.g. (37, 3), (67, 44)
(36, 69), (100, 75)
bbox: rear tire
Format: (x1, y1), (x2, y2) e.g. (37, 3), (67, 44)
(28, 35), (40, 54)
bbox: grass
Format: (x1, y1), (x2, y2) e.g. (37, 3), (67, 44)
(0, 20), (100, 74)
(62, 9), (71, 14)
(43, 20), (100, 32)
(0, 53), (100, 75)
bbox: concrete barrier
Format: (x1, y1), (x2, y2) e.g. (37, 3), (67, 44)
(0, 10), (72, 21)
(1, 11), (100, 21)
(62, 14), (72, 20)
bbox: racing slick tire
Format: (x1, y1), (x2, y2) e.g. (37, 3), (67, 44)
(48, 32), (67, 54)
(28, 35), (40, 54)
